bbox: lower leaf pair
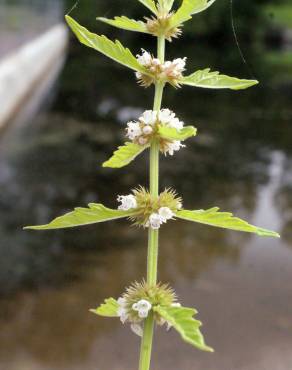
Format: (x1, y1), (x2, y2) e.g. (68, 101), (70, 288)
(90, 281), (213, 352)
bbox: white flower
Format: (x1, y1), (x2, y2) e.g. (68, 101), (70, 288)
(140, 110), (157, 126)
(164, 140), (185, 156)
(117, 297), (126, 306)
(158, 108), (175, 124)
(126, 121), (142, 140)
(162, 61), (172, 70)
(168, 117), (184, 130)
(132, 299), (152, 318)
(130, 323), (143, 337)
(158, 109), (184, 131)
(158, 207), (174, 222)
(117, 297), (128, 324)
(117, 194), (137, 211)
(148, 213), (164, 229)
(136, 50), (152, 66)
(172, 57), (187, 73)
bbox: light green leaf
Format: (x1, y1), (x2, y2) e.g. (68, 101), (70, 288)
(158, 0), (176, 12)
(158, 125), (197, 141)
(138, 0), (158, 14)
(103, 142), (148, 168)
(90, 298), (119, 317)
(181, 68), (259, 90)
(153, 305), (213, 352)
(170, 0), (216, 28)
(24, 204), (135, 230)
(65, 15), (147, 73)
(176, 208), (280, 237)
(97, 16), (149, 34)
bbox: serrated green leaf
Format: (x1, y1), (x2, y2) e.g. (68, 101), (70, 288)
(181, 68), (259, 90)
(176, 208), (280, 237)
(90, 298), (119, 317)
(24, 204), (135, 230)
(97, 16), (149, 34)
(65, 15), (147, 74)
(138, 0), (158, 14)
(158, 125), (197, 141)
(103, 142), (148, 169)
(153, 305), (213, 352)
(170, 0), (216, 28)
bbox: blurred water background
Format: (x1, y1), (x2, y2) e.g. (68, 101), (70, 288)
(0, 0), (292, 369)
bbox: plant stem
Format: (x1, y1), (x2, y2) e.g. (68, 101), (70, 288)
(138, 35), (165, 370)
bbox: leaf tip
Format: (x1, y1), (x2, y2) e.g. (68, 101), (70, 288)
(23, 225), (39, 231)
(64, 14), (71, 23)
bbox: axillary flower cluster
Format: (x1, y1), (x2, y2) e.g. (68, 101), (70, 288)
(116, 281), (180, 336)
(117, 187), (182, 229)
(25, 1), (279, 370)
(136, 50), (186, 87)
(126, 108), (185, 155)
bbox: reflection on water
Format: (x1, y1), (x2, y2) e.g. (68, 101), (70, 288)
(1, 108), (292, 369)
(1, 34), (292, 370)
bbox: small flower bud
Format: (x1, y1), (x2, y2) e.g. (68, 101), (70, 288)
(143, 125), (153, 135)
(138, 137), (148, 145)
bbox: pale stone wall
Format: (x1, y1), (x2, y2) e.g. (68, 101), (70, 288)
(0, 24), (68, 130)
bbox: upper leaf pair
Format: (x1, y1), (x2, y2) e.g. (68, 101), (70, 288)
(98, 0), (216, 38)
(65, 16), (258, 91)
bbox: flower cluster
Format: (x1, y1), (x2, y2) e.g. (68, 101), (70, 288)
(145, 13), (182, 42)
(126, 109), (185, 156)
(116, 281), (179, 336)
(146, 206), (174, 229)
(117, 187), (182, 229)
(136, 50), (186, 87)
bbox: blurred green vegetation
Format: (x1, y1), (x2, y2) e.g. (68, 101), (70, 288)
(264, 2), (292, 28)
(64, 0), (290, 40)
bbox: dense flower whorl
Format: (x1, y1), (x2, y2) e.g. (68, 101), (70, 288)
(116, 281), (179, 336)
(145, 12), (182, 42)
(118, 187), (182, 229)
(126, 109), (185, 156)
(136, 50), (186, 87)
